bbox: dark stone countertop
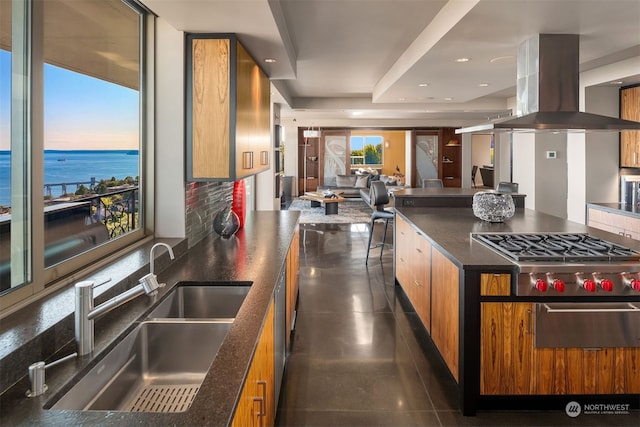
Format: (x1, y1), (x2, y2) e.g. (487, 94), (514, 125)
(395, 206), (640, 270)
(393, 187), (502, 197)
(0, 210), (299, 427)
(587, 202), (640, 218)
(392, 187), (526, 208)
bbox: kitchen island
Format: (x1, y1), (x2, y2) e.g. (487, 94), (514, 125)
(0, 211), (299, 426)
(394, 206), (640, 415)
(392, 187), (526, 208)
(587, 202), (640, 240)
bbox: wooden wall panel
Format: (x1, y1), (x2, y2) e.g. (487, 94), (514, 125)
(191, 38), (230, 179)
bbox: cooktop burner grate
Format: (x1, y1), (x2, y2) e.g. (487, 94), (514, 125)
(472, 233), (640, 262)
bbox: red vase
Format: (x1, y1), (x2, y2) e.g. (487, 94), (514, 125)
(232, 180), (246, 228)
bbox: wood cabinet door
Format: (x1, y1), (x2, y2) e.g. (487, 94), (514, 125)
(480, 302), (534, 395)
(286, 227), (299, 349)
(395, 216), (414, 296)
(621, 86), (640, 167)
(414, 233), (431, 330)
(431, 248), (459, 382)
(480, 302), (640, 395)
(190, 38), (231, 180)
(188, 36), (270, 181)
(232, 301), (275, 427)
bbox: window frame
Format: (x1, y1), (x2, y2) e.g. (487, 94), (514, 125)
(0, 0), (154, 316)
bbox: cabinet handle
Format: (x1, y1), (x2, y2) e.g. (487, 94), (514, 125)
(253, 396), (264, 425)
(399, 257), (405, 263)
(243, 151), (254, 169)
(257, 380), (267, 423)
(415, 248), (422, 254)
(414, 279), (421, 287)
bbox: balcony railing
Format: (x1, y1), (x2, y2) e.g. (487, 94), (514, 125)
(1, 185), (139, 291)
(83, 186), (139, 238)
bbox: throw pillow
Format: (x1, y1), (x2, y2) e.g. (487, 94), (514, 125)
(336, 174), (357, 187)
(355, 175), (369, 188)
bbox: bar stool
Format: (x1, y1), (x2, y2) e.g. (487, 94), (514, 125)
(366, 181), (394, 265)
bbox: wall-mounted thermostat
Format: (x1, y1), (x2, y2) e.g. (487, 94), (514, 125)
(546, 151), (557, 159)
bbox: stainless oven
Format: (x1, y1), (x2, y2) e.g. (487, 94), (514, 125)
(535, 302), (640, 348)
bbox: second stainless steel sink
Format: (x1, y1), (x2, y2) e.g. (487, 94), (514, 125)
(51, 320), (232, 412)
(146, 281), (252, 319)
(49, 281), (253, 413)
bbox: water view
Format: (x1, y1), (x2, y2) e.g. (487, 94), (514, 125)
(0, 150), (139, 207)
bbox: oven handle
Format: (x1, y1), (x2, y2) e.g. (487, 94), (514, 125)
(542, 303), (640, 313)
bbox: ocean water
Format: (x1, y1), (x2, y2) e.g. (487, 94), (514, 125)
(0, 150), (139, 207)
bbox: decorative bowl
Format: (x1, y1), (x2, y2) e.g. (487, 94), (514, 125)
(472, 191), (515, 223)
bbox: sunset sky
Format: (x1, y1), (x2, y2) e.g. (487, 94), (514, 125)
(1, 49), (139, 151)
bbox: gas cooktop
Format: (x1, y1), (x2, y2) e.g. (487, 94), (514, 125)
(471, 233), (640, 296)
(471, 232), (640, 263)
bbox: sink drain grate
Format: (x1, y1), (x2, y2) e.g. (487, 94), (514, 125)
(125, 384), (200, 413)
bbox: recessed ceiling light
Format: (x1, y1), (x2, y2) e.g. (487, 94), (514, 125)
(609, 81), (623, 85)
(479, 83), (489, 87)
(418, 83), (429, 87)
(444, 97), (453, 101)
(490, 55), (515, 63)
(264, 58), (277, 63)
(351, 111), (363, 116)
(455, 57), (470, 63)
(398, 97), (406, 101)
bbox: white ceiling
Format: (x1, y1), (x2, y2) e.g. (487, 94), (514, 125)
(141, 0), (640, 127)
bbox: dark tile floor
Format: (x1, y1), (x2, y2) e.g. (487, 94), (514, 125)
(275, 223), (640, 427)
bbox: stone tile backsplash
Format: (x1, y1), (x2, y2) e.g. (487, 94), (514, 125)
(185, 181), (233, 248)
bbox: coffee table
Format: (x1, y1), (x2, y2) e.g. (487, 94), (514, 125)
(300, 191), (347, 215)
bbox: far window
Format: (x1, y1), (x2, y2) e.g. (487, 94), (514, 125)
(350, 135), (383, 166)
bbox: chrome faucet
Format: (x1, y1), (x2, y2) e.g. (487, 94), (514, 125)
(149, 242), (174, 276)
(75, 243), (175, 355)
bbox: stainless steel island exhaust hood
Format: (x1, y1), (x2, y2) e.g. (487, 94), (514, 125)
(456, 34), (640, 134)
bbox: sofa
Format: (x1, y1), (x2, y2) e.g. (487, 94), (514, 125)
(317, 173), (370, 198)
(317, 168), (406, 206)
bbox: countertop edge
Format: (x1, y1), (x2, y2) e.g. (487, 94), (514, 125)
(0, 210), (300, 427)
(587, 202), (640, 219)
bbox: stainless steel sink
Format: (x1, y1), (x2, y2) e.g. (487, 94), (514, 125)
(146, 281), (252, 319)
(51, 320), (232, 412)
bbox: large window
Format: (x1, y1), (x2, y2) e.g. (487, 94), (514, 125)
(350, 135), (383, 166)
(0, 0), (148, 309)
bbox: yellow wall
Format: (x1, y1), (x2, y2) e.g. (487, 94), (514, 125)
(351, 130), (406, 176)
